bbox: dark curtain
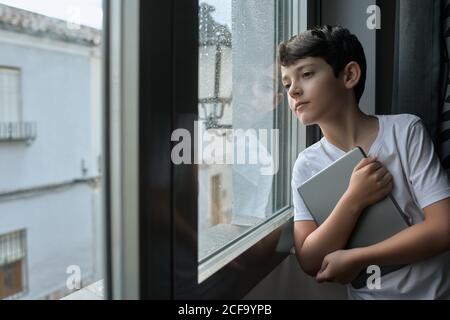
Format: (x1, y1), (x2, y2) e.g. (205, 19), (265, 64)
(391, 0), (443, 146)
(441, 0), (450, 172)
(386, 0), (450, 174)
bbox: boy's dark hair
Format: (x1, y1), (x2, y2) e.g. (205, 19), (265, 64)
(278, 25), (367, 103)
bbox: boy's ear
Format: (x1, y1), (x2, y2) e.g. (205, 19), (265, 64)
(343, 61), (361, 89)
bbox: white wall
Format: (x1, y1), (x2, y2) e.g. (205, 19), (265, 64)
(0, 39), (99, 192)
(0, 33), (102, 299)
(0, 184), (95, 299)
(321, 0), (376, 115)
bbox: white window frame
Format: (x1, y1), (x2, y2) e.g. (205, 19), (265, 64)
(108, 0), (140, 300)
(0, 66), (22, 123)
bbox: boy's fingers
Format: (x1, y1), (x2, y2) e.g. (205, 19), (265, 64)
(316, 259), (330, 282)
(318, 258), (328, 273)
(316, 269), (329, 283)
(354, 156), (377, 171)
(374, 166), (388, 179)
(365, 161), (383, 174)
(378, 171), (392, 185)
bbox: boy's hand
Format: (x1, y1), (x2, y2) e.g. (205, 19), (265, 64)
(315, 249), (363, 284)
(345, 156), (393, 211)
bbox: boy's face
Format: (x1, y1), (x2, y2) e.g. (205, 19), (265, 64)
(280, 57), (347, 125)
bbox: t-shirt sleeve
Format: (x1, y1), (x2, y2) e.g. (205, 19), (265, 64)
(292, 158), (315, 221)
(406, 119), (450, 209)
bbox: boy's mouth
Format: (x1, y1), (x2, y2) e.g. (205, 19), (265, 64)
(295, 101), (309, 112)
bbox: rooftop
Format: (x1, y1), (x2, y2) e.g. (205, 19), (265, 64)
(0, 4), (101, 46)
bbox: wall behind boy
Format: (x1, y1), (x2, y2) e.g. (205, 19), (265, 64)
(321, 0), (376, 115)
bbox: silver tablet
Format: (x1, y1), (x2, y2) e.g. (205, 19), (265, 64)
(297, 147), (410, 288)
(298, 146), (410, 248)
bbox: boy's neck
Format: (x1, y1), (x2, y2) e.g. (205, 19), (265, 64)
(319, 105), (378, 154)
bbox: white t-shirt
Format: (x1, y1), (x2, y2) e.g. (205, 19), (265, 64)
(292, 114), (450, 299)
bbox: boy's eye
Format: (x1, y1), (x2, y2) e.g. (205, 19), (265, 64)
(283, 83), (291, 90)
(303, 71), (314, 78)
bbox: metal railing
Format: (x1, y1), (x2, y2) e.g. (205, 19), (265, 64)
(0, 122), (37, 142)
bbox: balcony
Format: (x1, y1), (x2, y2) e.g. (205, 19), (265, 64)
(0, 122), (37, 143)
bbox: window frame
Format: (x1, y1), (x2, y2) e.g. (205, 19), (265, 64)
(107, 0), (315, 299)
(105, 0), (140, 300)
(0, 66), (22, 123)
(0, 66), (36, 143)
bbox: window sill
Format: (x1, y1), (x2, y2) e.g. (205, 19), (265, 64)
(61, 280), (104, 300)
(199, 215), (265, 260)
(198, 209), (293, 283)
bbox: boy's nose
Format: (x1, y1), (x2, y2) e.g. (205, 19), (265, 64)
(288, 85), (303, 98)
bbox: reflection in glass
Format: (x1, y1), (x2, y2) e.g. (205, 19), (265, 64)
(198, 0), (287, 262)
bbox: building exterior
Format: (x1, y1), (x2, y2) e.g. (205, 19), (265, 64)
(0, 4), (102, 299)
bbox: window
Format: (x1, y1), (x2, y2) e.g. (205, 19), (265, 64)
(197, 0), (301, 282)
(0, 1), (105, 299)
(0, 67), (21, 122)
(0, 230), (27, 299)
(0, 66), (36, 141)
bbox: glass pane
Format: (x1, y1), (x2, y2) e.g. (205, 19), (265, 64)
(0, 0), (104, 299)
(198, 0), (290, 262)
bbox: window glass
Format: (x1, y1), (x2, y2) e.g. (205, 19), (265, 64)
(198, 0), (291, 265)
(0, 0), (104, 299)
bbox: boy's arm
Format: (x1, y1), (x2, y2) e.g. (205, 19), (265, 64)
(295, 156), (393, 276)
(316, 197), (450, 283)
(356, 197), (450, 266)
(295, 192), (363, 276)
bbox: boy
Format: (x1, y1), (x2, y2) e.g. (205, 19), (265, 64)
(279, 25), (450, 299)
